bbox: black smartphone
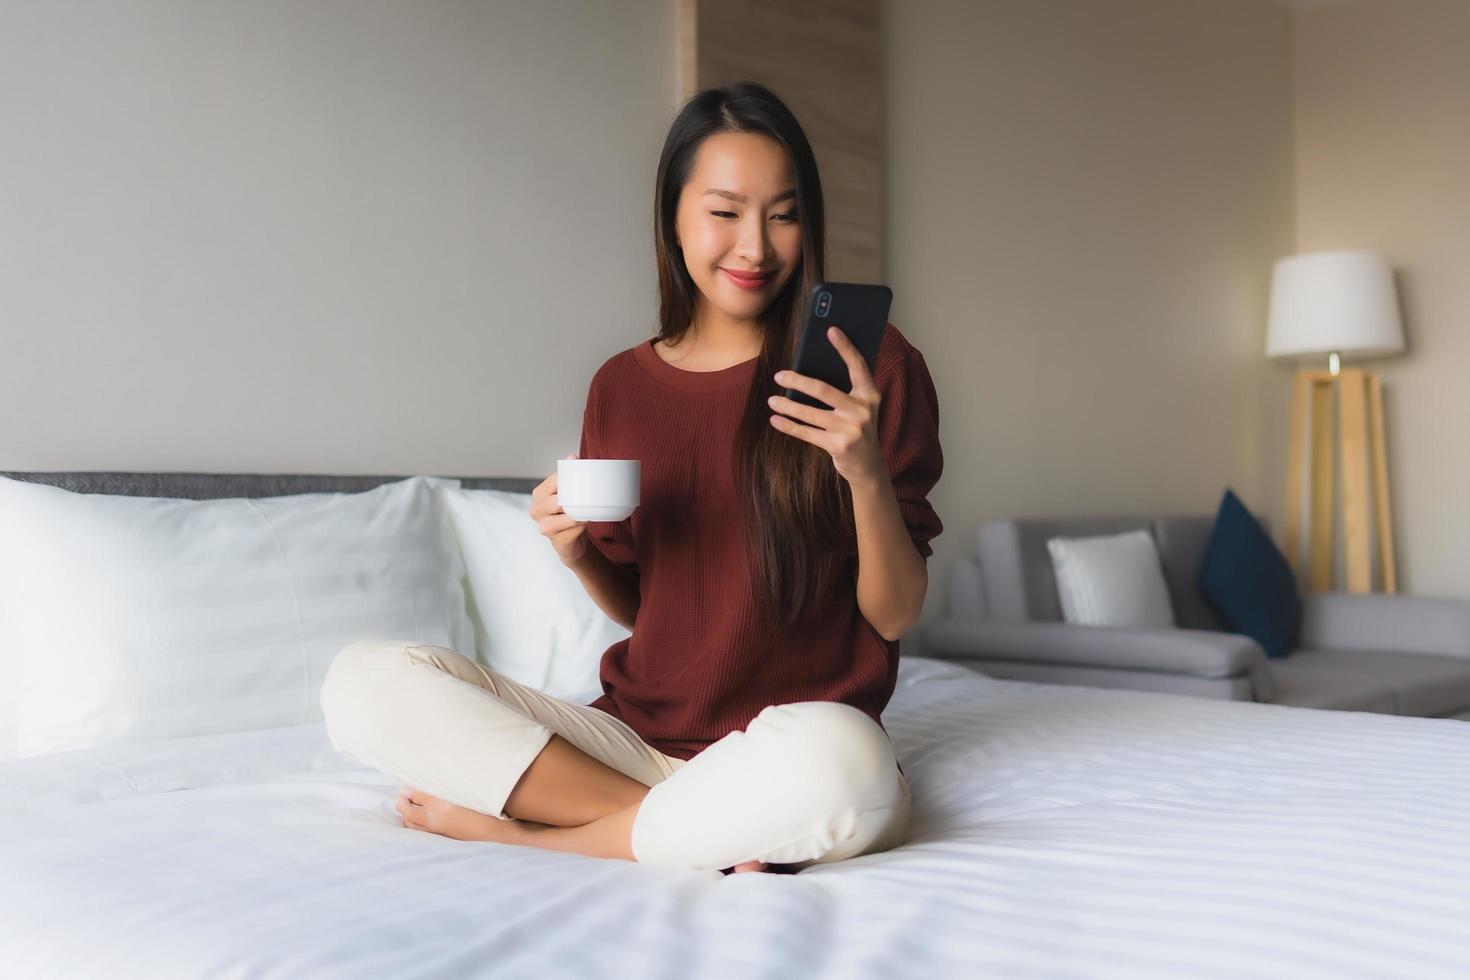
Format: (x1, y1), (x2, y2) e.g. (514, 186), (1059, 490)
(783, 281), (892, 411)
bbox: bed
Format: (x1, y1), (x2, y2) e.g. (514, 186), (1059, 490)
(2, 473), (1468, 979)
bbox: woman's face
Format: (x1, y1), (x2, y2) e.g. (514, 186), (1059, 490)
(674, 131), (803, 327)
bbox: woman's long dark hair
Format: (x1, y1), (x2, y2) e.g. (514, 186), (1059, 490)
(653, 81), (856, 631)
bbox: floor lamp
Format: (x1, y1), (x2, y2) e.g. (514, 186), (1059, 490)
(1267, 250), (1405, 595)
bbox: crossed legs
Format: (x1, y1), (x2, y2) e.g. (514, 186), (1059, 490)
(393, 733), (769, 871)
(322, 640), (903, 873)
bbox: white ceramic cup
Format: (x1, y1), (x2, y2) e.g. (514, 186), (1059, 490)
(557, 458), (640, 522)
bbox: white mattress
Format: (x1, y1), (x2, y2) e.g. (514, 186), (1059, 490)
(2, 655), (1468, 980)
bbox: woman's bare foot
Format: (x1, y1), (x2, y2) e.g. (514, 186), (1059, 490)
(396, 785), (771, 871)
(395, 786), (528, 845)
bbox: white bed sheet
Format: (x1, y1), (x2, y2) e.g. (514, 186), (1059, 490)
(2, 655), (1468, 980)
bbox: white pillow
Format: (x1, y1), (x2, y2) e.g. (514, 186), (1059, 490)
(0, 475), (475, 760)
(1046, 529), (1177, 628)
(442, 488), (628, 700)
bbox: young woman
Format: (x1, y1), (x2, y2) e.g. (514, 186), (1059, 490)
(320, 81), (944, 875)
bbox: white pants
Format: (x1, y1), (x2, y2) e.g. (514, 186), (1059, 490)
(319, 639), (911, 872)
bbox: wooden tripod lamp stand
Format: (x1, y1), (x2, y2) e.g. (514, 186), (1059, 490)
(1267, 250), (1406, 595)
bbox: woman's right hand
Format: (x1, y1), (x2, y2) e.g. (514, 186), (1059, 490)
(531, 454), (590, 568)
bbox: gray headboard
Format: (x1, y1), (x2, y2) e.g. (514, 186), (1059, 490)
(0, 471), (542, 499)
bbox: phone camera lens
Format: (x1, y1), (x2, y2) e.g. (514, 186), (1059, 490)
(816, 293), (831, 316)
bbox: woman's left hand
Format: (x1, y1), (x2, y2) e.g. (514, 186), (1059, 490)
(768, 326), (887, 488)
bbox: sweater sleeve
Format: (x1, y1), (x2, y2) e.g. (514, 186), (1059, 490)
(577, 378), (640, 577)
(843, 345), (945, 560)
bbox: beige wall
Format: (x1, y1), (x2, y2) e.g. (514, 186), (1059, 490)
(1295, 0), (1470, 599)
(0, 0), (675, 476)
(887, 0), (1296, 628)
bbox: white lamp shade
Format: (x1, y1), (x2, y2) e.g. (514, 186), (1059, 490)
(1266, 250), (1405, 361)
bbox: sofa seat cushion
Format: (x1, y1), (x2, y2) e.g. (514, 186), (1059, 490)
(1266, 661), (1398, 714)
(1283, 648), (1470, 718)
(972, 659), (1255, 701)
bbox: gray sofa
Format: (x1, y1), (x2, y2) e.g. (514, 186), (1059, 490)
(921, 515), (1470, 720)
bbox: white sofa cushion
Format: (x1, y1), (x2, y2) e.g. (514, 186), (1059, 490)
(0, 475), (474, 760)
(443, 487), (627, 700)
(1047, 529), (1177, 629)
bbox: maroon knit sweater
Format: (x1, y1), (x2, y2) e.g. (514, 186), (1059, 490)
(577, 322), (944, 762)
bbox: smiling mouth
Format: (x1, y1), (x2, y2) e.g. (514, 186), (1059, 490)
(722, 268), (775, 285)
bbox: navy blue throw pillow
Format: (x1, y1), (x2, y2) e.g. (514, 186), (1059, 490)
(1197, 489), (1301, 659)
